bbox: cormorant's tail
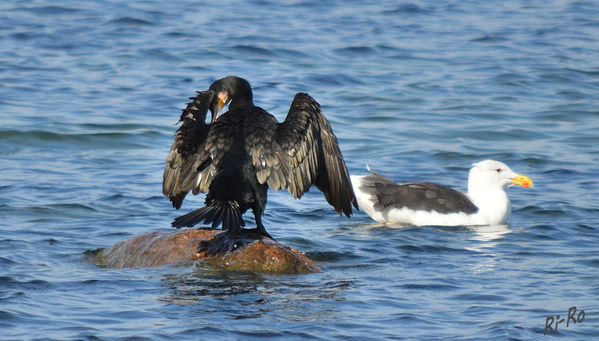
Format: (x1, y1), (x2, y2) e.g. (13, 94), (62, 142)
(171, 201), (245, 231)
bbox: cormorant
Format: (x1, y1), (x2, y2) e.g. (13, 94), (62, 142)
(162, 76), (358, 239)
(351, 160), (532, 226)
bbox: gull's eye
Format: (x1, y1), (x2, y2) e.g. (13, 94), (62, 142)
(496, 168), (502, 173)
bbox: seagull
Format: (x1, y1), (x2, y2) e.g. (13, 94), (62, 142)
(351, 160), (532, 226)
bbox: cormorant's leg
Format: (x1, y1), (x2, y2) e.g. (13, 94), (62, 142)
(253, 210), (275, 240)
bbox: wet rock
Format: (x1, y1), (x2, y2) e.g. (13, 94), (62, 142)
(92, 229), (320, 274)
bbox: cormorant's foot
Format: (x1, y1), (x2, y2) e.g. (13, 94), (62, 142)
(197, 229), (272, 256)
(247, 228), (275, 241)
(194, 227), (218, 232)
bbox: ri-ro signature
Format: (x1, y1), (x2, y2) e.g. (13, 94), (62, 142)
(544, 306), (585, 335)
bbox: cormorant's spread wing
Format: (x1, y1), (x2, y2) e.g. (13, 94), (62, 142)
(162, 91), (214, 209)
(194, 112), (237, 192)
(359, 173), (478, 214)
(251, 93), (358, 216)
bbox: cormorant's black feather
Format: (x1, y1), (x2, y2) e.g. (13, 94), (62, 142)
(163, 91), (214, 209)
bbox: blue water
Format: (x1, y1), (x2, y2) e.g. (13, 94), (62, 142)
(1, 0), (598, 339)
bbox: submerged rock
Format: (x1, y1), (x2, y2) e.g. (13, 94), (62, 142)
(92, 229), (320, 274)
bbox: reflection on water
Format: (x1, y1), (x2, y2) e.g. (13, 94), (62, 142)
(467, 224), (512, 274)
(1, 0), (599, 339)
(160, 267), (267, 304)
(159, 267), (352, 323)
(469, 224), (511, 248)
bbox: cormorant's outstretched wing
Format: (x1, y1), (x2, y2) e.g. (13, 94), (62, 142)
(248, 93), (358, 216)
(162, 91), (215, 209)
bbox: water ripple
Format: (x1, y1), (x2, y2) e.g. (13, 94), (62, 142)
(1, 0), (598, 339)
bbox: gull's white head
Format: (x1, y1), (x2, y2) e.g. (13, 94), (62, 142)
(468, 160), (533, 192)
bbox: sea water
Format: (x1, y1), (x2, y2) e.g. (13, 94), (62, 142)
(1, 0), (598, 339)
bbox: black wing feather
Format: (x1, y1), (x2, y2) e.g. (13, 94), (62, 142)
(162, 91), (214, 209)
(165, 89), (357, 218)
(248, 93), (358, 216)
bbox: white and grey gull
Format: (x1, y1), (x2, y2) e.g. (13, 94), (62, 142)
(351, 160), (533, 226)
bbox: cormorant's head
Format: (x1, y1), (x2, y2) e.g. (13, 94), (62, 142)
(208, 76), (253, 123)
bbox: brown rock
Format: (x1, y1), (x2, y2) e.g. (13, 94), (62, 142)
(92, 229), (320, 274)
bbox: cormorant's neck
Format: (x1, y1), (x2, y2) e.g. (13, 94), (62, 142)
(229, 93), (254, 110)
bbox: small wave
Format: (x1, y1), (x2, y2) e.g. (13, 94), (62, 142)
(141, 48), (183, 62)
(398, 244), (472, 253)
(0, 129), (163, 149)
(565, 67), (599, 76)
(0, 310), (15, 323)
(304, 250), (359, 262)
(541, 168), (579, 176)
(46, 203), (97, 212)
(0, 276), (53, 290)
(232, 45), (274, 57)
(493, 72), (534, 87)
(518, 205), (567, 217)
(577, 223), (596, 231)
(306, 73), (364, 86)
(382, 3), (433, 15)
(79, 122), (163, 131)
(0, 129), (122, 142)
(400, 283), (461, 291)
(524, 224), (559, 241)
(466, 129), (550, 142)
(272, 48), (311, 59)
(3, 203), (99, 220)
(0, 257), (17, 265)
(521, 157), (550, 165)
(451, 293), (508, 302)
(333, 46), (376, 56)
(19, 5), (79, 15)
(109, 16), (154, 26)
(471, 34), (509, 43)
(582, 259), (599, 269)
(281, 236), (320, 248)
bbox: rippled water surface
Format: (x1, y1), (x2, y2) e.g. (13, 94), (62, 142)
(1, 0), (599, 340)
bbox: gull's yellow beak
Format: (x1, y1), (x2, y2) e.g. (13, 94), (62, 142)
(511, 174), (533, 188)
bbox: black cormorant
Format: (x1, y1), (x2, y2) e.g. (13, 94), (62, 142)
(162, 76), (358, 239)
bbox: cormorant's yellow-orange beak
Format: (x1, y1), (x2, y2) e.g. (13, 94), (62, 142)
(511, 174), (533, 188)
(210, 91), (229, 123)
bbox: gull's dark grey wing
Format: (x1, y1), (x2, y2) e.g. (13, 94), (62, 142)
(358, 172), (478, 214)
